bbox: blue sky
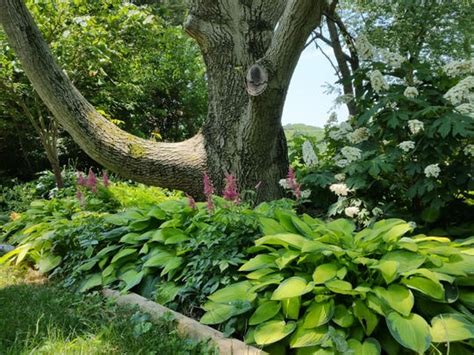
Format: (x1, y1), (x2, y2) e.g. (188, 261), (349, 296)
(282, 43), (348, 127)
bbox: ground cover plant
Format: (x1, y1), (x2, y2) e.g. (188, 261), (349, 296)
(0, 265), (216, 354)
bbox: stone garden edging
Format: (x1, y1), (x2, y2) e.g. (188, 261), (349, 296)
(102, 289), (267, 355)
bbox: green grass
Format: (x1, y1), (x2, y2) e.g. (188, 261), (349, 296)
(0, 266), (216, 354)
(283, 123), (324, 140)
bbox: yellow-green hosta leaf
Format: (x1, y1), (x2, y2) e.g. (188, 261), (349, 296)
(282, 297), (301, 320)
(332, 304), (354, 327)
(401, 276), (445, 301)
(386, 312), (431, 354)
(119, 269), (144, 291)
(160, 256), (183, 276)
(246, 268), (275, 280)
(430, 314), (474, 343)
(79, 273), (102, 293)
(254, 320), (296, 346)
(200, 302), (252, 325)
(325, 279), (354, 294)
(353, 300), (379, 336)
(374, 285), (414, 317)
(208, 281), (256, 303)
(249, 301), (281, 325)
(259, 217), (287, 235)
(313, 263), (338, 284)
(303, 300), (334, 328)
(110, 248), (137, 264)
(459, 288), (474, 308)
(271, 277), (313, 300)
(382, 223), (413, 243)
(295, 347), (333, 355)
(347, 338), (381, 355)
(381, 250), (425, 274)
(291, 216), (315, 238)
(239, 254), (276, 272)
(432, 253), (474, 276)
(370, 260), (399, 284)
(37, 254), (62, 273)
(256, 234), (309, 250)
(275, 250), (299, 269)
(143, 251), (174, 268)
(289, 325), (328, 348)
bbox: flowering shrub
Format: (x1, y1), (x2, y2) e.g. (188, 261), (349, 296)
(296, 46), (474, 228)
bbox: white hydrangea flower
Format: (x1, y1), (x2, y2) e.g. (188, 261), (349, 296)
(348, 127), (370, 144)
(329, 183), (351, 196)
(424, 164), (440, 178)
(279, 179), (290, 189)
(328, 122), (353, 141)
(443, 59), (474, 78)
(404, 86), (419, 99)
(335, 159), (350, 168)
(302, 140), (318, 167)
(344, 206), (360, 218)
(335, 94), (354, 105)
(300, 190), (311, 199)
(463, 144), (474, 157)
(372, 207), (383, 216)
(408, 120), (424, 135)
(455, 103), (474, 117)
(370, 70), (389, 93)
(408, 221), (417, 229)
(398, 141), (415, 152)
(334, 173), (346, 181)
(380, 49), (406, 68)
(355, 34), (374, 61)
(341, 146), (362, 163)
(444, 76), (474, 106)
(382, 140), (391, 145)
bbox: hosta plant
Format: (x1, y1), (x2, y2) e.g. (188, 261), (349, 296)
(201, 211), (474, 354)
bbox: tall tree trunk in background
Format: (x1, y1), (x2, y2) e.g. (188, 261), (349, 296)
(0, 0), (325, 200)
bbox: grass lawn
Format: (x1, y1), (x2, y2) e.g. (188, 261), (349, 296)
(0, 266), (216, 354)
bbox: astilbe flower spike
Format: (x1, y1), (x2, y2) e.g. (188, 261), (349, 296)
(102, 171), (110, 187)
(203, 172), (214, 212)
(76, 171), (86, 186)
(286, 167), (301, 200)
(86, 168), (97, 192)
(222, 173), (240, 204)
(186, 193), (197, 209)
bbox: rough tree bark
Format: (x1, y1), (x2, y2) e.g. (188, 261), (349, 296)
(0, 0), (325, 200)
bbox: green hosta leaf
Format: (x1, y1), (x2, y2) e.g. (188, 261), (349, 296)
(275, 250), (300, 269)
(381, 250), (425, 273)
(353, 300), (379, 336)
(325, 280), (354, 294)
(96, 245), (121, 258)
(76, 259), (98, 272)
(119, 232), (142, 244)
(313, 263), (338, 284)
(386, 312), (431, 354)
(208, 281), (256, 303)
(290, 325), (328, 348)
(162, 228), (189, 244)
(158, 200), (184, 214)
(459, 288), (474, 308)
(129, 218), (152, 231)
(332, 304), (354, 327)
(119, 269), (144, 291)
(433, 253), (474, 276)
(147, 207), (167, 220)
(79, 273), (102, 293)
(239, 255), (276, 271)
(291, 216), (315, 238)
(254, 320), (296, 346)
(111, 248), (137, 264)
(256, 234), (308, 250)
(275, 210), (299, 233)
(370, 260), (399, 284)
(155, 282), (181, 305)
(295, 347), (333, 355)
(259, 217), (287, 235)
(246, 268), (276, 280)
(366, 294), (385, 316)
(160, 256), (183, 276)
(401, 276), (445, 300)
(347, 338), (381, 355)
(37, 254), (62, 273)
(303, 300), (334, 328)
(249, 301), (281, 325)
(374, 285), (414, 317)
(143, 251), (174, 268)
(282, 297), (301, 320)
(271, 277), (313, 300)
(383, 223), (413, 243)
(430, 314), (474, 343)
(200, 301), (252, 325)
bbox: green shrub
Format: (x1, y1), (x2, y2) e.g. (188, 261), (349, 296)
(201, 212), (474, 354)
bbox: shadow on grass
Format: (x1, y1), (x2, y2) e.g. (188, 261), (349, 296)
(0, 279), (216, 354)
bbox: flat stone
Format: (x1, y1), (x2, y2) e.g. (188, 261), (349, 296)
(0, 244), (14, 254)
(103, 289), (267, 355)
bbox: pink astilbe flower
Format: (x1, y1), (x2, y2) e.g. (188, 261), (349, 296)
(186, 193), (197, 209)
(222, 173), (240, 204)
(286, 167), (301, 199)
(76, 171), (86, 186)
(102, 171), (110, 188)
(76, 190), (85, 206)
(203, 172), (214, 212)
(86, 168), (97, 192)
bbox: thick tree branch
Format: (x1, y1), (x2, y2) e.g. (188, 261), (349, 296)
(0, 0), (206, 195)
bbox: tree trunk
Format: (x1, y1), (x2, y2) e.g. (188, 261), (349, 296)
(0, 0), (324, 200)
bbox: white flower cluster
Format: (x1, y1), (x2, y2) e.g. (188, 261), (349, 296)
(403, 86), (419, 99)
(443, 59), (474, 78)
(328, 122), (353, 141)
(334, 173), (346, 182)
(380, 49), (406, 69)
(424, 164), (440, 178)
(341, 146), (362, 163)
(456, 103), (474, 117)
(329, 183), (351, 197)
(444, 76), (474, 106)
(279, 179), (290, 189)
(370, 70), (389, 93)
(355, 34), (374, 61)
(300, 190), (311, 199)
(408, 119), (424, 135)
(335, 158), (349, 168)
(302, 141), (318, 167)
(398, 141), (415, 152)
(464, 144), (474, 157)
(335, 94), (354, 105)
(348, 127), (370, 144)
(372, 207), (383, 216)
(344, 206), (360, 218)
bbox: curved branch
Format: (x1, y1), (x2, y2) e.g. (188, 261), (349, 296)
(0, 0), (206, 195)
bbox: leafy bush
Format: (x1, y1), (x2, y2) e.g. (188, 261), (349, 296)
(294, 55), (474, 229)
(201, 212), (474, 353)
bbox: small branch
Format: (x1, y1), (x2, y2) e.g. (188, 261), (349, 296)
(314, 40), (341, 81)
